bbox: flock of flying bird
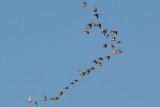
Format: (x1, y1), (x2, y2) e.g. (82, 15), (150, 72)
(27, 1), (123, 105)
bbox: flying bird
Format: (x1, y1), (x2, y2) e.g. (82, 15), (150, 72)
(98, 57), (103, 62)
(54, 97), (59, 100)
(106, 56), (111, 62)
(74, 79), (79, 82)
(87, 23), (92, 29)
(110, 45), (115, 49)
(70, 82), (75, 84)
(50, 98), (56, 100)
(112, 49), (117, 54)
(111, 35), (116, 41)
(118, 50), (122, 53)
(92, 21), (96, 27)
(92, 60), (98, 64)
(98, 62), (102, 66)
(34, 102), (37, 105)
(97, 23), (101, 28)
(82, 1), (87, 7)
(102, 43), (108, 48)
(94, 14), (99, 19)
(111, 31), (118, 34)
(90, 67), (96, 70)
(84, 27), (89, 34)
(105, 34), (111, 38)
(42, 95), (47, 101)
(64, 87), (69, 89)
(59, 91), (63, 95)
(94, 7), (97, 12)
(79, 71), (86, 77)
(102, 29), (107, 35)
(27, 96), (32, 103)
(86, 69), (91, 74)
(117, 41), (122, 43)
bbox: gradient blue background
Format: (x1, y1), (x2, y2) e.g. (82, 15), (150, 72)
(0, 0), (160, 107)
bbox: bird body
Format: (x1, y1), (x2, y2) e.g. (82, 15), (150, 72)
(97, 23), (101, 28)
(92, 21), (96, 27)
(118, 50), (122, 53)
(102, 29), (107, 35)
(106, 56), (111, 62)
(112, 49), (117, 54)
(84, 27), (89, 34)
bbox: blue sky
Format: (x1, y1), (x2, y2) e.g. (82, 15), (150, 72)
(0, 0), (160, 107)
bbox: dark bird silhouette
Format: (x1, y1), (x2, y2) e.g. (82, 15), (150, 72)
(94, 14), (99, 19)
(87, 23), (92, 29)
(117, 41), (122, 43)
(74, 79), (79, 82)
(106, 56), (111, 62)
(90, 67), (96, 70)
(92, 60), (98, 64)
(97, 23), (101, 28)
(59, 91), (63, 95)
(111, 31), (118, 34)
(64, 87), (69, 89)
(102, 43), (108, 48)
(70, 82), (75, 84)
(86, 69), (91, 74)
(54, 97), (59, 100)
(98, 57), (103, 62)
(94, 7), (97, 12)
(102, 29), (107, 35)
(34, 102), (37, 105)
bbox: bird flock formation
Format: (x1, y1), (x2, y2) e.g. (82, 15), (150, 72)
(27, 1), (123, 105)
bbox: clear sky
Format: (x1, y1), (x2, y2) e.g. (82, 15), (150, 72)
(0, 0), (160, 107)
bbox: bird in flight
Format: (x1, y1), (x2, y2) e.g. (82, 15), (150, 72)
(118, 50), (122, 53)
(94, 14), (99, 19)
(34, 102), (37, 105)
(110, 45), (115, 49)
(79, 71), (86, 77)
(105, 34), (111, 38)
(42, 95), (47, 101)
(111, 35), (116, 41)
(74, 79), (79, 82)
(102, 29), (107, 35)
(84, 27), (89, 34)
(59, 91), (63, 95)
(70, 82), (75, 84)
(106, 56), (111, 62)
(87, 23), (92, 29)
(94, 7), (97, 12)
(97, 23), (101, 28)
(27, 96), (32, 103)
(82, 1), (87, 7)
(111, 31), (118, 34)
(102, 43), (108, 48)
(86, 69), (91, 74)
(92, 60), (98, 64)
(98, 62), (102, 66)
(90, 67), (96, 70)
(64, 87), (69, 89)
(117, 41), (122, 43)
(92, 21), (96, 27)
(112, 49), (117, 54)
